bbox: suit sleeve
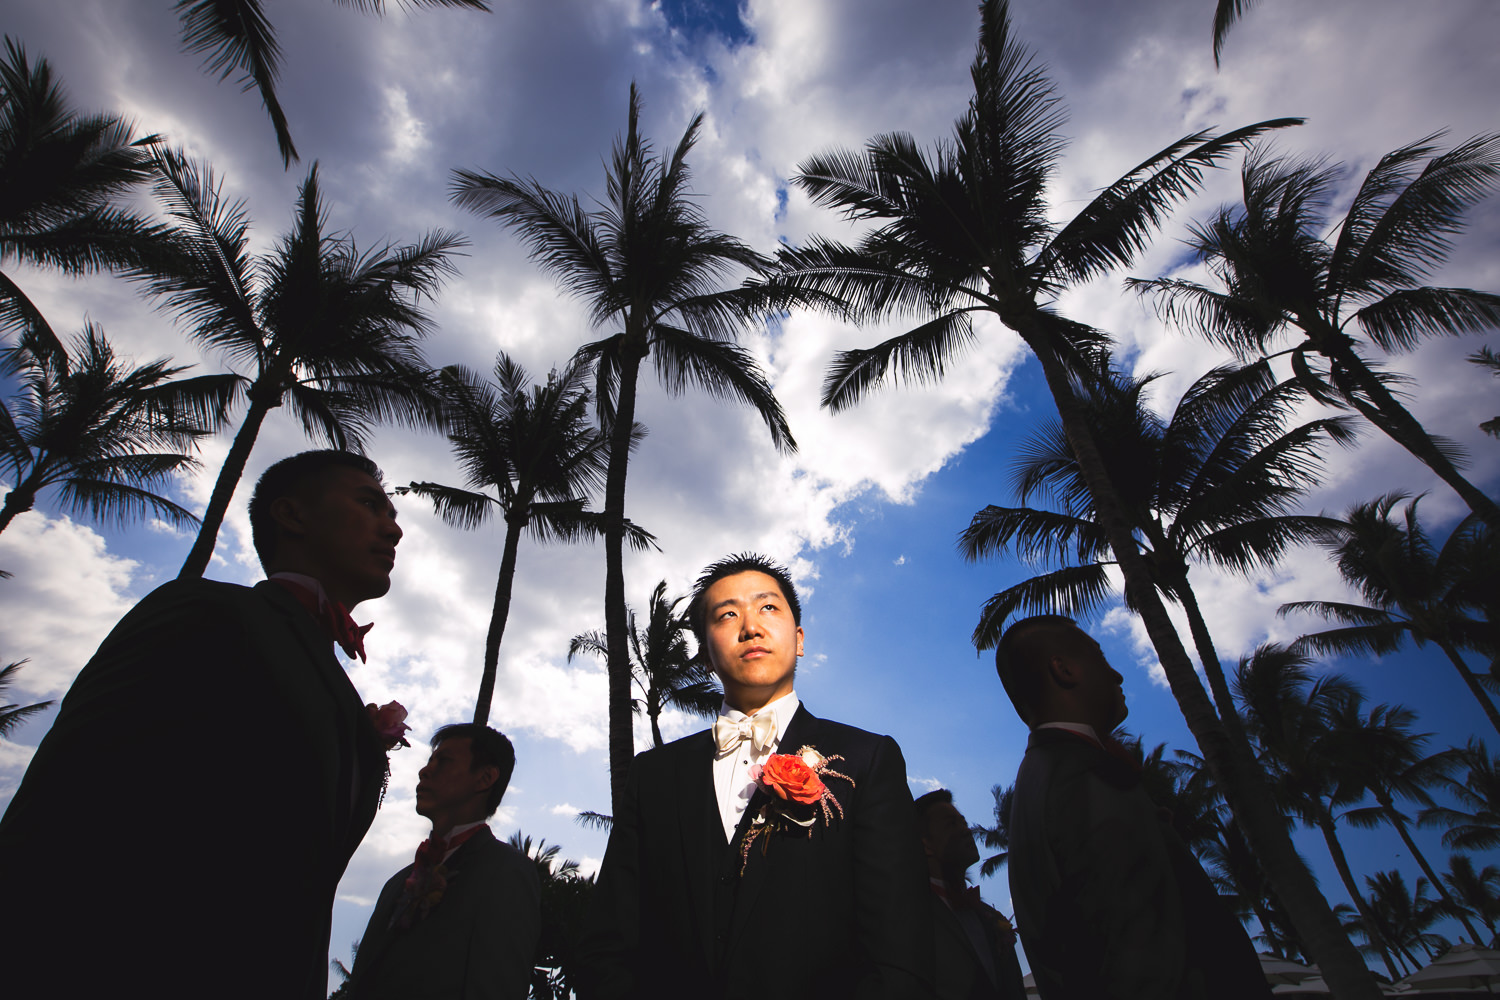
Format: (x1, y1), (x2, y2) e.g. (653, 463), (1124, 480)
(466, 848), (542, 1000)
(1045, 766), (1185, 1000)
(577, 762), (642, 1000)
(853, 736), (936, 1000)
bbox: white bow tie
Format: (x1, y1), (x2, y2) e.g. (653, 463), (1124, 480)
(713, 712), (776, 757)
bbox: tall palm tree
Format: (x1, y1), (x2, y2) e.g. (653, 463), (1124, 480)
(1422, 739), (1500, 852)
(0, 322), (230, 537)
(960, 358), (1351, 737)
(452, 85), (797, 815)
(1234, 643), (1405, 979)
(569, 579), (721, 749)
(1285, 494), (1500, 736)
(136, 147), (463, 578)
(0, 38), (162, 339)
(171, 0), (489, 168)
(0, 659), (52, 738)
(1441, 855), (1500, 943)
(1332, 698), (1484, 943)
(398, 353), (654, 727)
(764, 0), (1374, 985)
(1129, 137), (1500, 529)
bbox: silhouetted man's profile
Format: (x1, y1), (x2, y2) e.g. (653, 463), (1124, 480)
(0, 450), (402, 999)
(997, 615), (1269, 1000)
(349, 722), (540, 1000)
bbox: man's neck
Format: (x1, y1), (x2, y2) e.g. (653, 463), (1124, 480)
(424, 809), (487, 841)
(722, 685), (796, 717)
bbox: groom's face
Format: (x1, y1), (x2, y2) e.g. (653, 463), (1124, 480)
(702, 570), (803, 714)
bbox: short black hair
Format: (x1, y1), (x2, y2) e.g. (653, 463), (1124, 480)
(248, 450), (382, 568)
(431, 723), (516, 816)
(996, 614), (1086, 725)
(686, 552), (802, 648)
(913, 788), (955, 833)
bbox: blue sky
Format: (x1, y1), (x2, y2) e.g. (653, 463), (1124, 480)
(1, 0), (1497, 985)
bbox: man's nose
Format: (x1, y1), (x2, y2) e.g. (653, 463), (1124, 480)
(738, 613), (763, 638)
(385, 513), (403, 544)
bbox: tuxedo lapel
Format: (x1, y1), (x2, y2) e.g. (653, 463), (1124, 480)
(724, 706), (821, 956)
(932, 894), (996, 986)
(254, 582), (382, 861)
(677, 731), (720, 972)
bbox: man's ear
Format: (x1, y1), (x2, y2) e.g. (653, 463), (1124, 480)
(268, 495), (309, 539)
(473, 764), (501, 797)
(1046, 653), (1078, 690)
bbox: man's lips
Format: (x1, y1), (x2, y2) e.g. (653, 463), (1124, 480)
(741, 645), (771, 658)
(374, 548), (396, 568)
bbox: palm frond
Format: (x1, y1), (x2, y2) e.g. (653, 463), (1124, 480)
(972, 563), (1114, 650)
(820, 310), (978, 413)
(173, 0), (295, 165)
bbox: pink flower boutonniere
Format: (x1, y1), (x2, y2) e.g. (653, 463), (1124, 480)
(367, 700), (411, 804)
(368, 700), (412, 751)
(737, 745), (854, 874)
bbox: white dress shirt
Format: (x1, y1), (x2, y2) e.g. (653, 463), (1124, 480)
(712, 690), (800, 841)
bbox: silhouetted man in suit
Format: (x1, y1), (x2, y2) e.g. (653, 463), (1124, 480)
(914, 789), (1026, 1000)
(0, 450), (401, 999)
(581, 553), (934, 1000)
(350, 723), (540, 1000)
(997, 615), (1269, 1000)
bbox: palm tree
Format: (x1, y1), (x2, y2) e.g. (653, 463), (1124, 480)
(397, 353), (654, 727)
(170, 0), (489, 168)
(1441, 855), (1500, 943)
(1422, 739), (1500, 852)
(1234, 643), (1404, 979)
(507, 831), (594, 1000)
(1361, 871), (1449, 974)
(970, 783), (1014, 879)
(0, 38), (162, 339)
(136, 147), (463, 579)
(0, 659), (52, 738)
(0, 322), (230, 537)
(1285, 494), (1500, 737)
(1332, 698), (1484, 943)
(960, 358), (1352, 738)
(452, 85), (797, 815)
(1129, 137), (1500, 530)
(568, 579), (721, 749)
(764, 0), (1371, 984)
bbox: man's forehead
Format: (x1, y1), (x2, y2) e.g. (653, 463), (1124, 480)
(707, 570), (786, 603)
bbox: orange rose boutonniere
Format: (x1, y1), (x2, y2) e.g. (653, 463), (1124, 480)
(738, 746), (854, 874)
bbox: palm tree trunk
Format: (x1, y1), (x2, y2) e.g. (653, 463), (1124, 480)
(1177, 580), (1257, 754)
(1377, 791), (1486, 943)
(604, 350), (645, 818)
(1329, 345), (1500, 530)
(1020, 326), (1384, 1000)
(179, 391), (274, 579)
(1313, 808), (1402, 981)
(0, 467), (43, 536)
(1438, 641), (1500, 738)
(474, 513), (525, 727)
(648, 689), (664, 749)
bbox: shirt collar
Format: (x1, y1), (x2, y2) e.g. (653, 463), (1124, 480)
(1035, 720), (1101, 743)
(268, 571), (331, 611)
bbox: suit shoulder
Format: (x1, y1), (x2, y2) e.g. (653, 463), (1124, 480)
(812, 717), (900, 753)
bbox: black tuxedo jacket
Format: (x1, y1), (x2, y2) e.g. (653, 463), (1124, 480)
(929, 893), (1026, 1000)
(580, 705), (934, 1000)
(0, 579), (387, 999)
(349, 826), (541, 1000)
(1007, 728), (1268, 1000)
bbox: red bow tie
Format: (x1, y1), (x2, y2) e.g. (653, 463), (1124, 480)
(414, 825), (485, 869)
(271, 578), (373, 662)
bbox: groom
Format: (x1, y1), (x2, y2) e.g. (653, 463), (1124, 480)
(581, 553), (934, 1000)
(0, 450), (398, 999)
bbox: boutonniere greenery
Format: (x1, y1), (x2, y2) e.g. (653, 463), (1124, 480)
(737, 745), (854, 875)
